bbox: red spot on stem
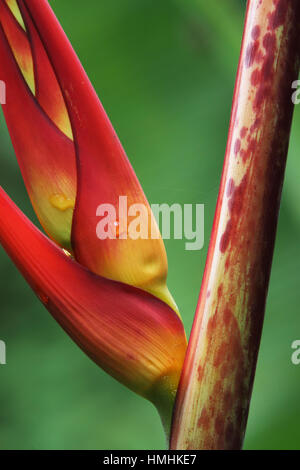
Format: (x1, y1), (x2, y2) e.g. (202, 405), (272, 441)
(251, 69), (260, 86)
(240, 126), (247, 139)
(251, 25), (261, 40)
(219, 220), (232, 253)
(245, 41), (259, 68)
(227, 179), (235, 197)
(197, 408), (210, 430)
(268, 0), (288, 30)
(234, 139), (241, 155)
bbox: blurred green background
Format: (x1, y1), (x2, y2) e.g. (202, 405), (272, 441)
(0, 0), (299, 450)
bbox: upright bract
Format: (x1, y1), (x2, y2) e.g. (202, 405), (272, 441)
(171, 0), (300, 450)
(0, 0), (76, 247)
(0, 0), (178, 312)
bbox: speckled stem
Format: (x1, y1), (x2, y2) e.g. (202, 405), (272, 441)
(171, 0), (300, 450)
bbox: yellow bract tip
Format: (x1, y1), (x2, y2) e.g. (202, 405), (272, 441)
(5, 0), (26, 31)
(147, 284), (180, 318)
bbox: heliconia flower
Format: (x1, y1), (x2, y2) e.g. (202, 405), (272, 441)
(0, 0), (187, 434)
(0, 0), (178, 313)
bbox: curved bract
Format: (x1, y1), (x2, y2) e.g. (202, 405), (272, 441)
(0, 186), (187, 427)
